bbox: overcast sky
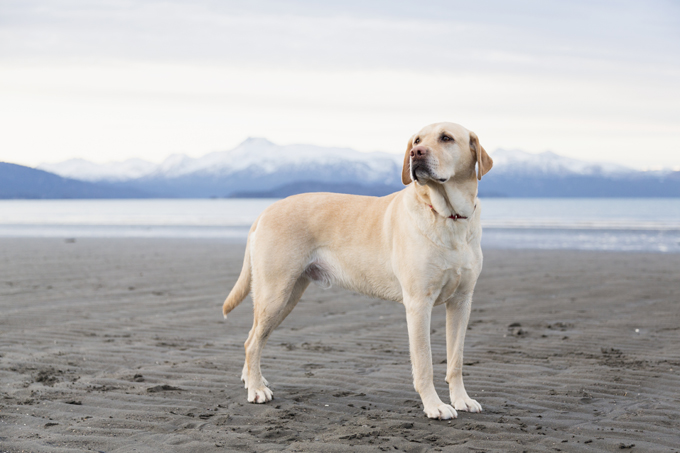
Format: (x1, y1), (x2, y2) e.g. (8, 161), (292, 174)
(1, 0), (679, 169)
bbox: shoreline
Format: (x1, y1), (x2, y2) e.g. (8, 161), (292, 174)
(1, 229), (680, 254)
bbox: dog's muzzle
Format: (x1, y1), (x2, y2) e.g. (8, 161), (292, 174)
(411, 160), (445, 184)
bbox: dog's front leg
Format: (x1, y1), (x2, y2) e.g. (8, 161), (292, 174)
(404, 302), (458, 420)
(445, 295), (482, 412)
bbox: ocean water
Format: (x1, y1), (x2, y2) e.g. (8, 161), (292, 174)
(1, 198), (679, 252)
(480, 198), (680, 252)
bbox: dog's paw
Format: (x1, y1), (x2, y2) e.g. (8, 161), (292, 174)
(423, 403), (458, 420)
(241, 365), (269, 390)
(247, 386), (273, 404)
(451, 395), (482, 413)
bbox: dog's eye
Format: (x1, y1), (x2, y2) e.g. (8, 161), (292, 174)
(441, 135), (453, 142)
(414, 137), (420, 144)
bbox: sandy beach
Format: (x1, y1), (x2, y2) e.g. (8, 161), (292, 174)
(1, 238), (679, 452)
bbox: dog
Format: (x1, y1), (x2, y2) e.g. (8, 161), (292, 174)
(222, 122), (493, 419)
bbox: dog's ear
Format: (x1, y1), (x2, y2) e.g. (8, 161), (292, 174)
(469, 131), (493, 180)
(401, 135), (415, 185)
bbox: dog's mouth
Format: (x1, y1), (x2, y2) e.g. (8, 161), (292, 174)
(411, 162), (430, 184)
(411, 161), (447, 184)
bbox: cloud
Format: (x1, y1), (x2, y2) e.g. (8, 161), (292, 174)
(0, 0), (679, 168)
(3, 0), (678, 72)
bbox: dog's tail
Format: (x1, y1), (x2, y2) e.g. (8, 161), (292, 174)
(222, 228), (255, 320)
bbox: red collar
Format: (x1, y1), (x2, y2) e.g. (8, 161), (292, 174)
(427, 204), (474, 221)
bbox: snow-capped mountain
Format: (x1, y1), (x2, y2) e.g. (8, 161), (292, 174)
(490, 149), (633, 176)
(33, 139), (680, 198)
(38, 138), (402, 184)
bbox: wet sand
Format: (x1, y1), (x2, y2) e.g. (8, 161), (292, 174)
(1, 238), (679, 452)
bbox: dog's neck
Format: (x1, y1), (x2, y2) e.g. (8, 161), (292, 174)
(412, 178), (478, 220)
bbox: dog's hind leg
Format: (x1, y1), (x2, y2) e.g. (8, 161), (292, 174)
(243, 276), (310, 403)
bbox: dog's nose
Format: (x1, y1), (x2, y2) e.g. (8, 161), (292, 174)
(410, 146), (429, 158)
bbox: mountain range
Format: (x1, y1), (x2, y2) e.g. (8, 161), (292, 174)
(3, 138), (679, 198)
(36, 138), (404, 198)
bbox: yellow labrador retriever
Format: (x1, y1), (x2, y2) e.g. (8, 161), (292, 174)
(222, 122), (493, 419)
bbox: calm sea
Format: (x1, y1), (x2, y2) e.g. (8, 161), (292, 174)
(1, 198), (679, 252)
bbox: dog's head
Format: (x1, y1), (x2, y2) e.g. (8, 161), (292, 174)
(401, 122), (493, 186)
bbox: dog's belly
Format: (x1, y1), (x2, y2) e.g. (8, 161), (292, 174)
(304, 248), (404, 302)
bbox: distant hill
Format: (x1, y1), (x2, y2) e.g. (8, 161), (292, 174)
(482, 149), (680, 197)
(0, 162), (149, 199)
(29, 140), (680, 198)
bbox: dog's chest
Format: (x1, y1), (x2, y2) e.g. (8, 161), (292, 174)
(433, 247), (480, 305)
